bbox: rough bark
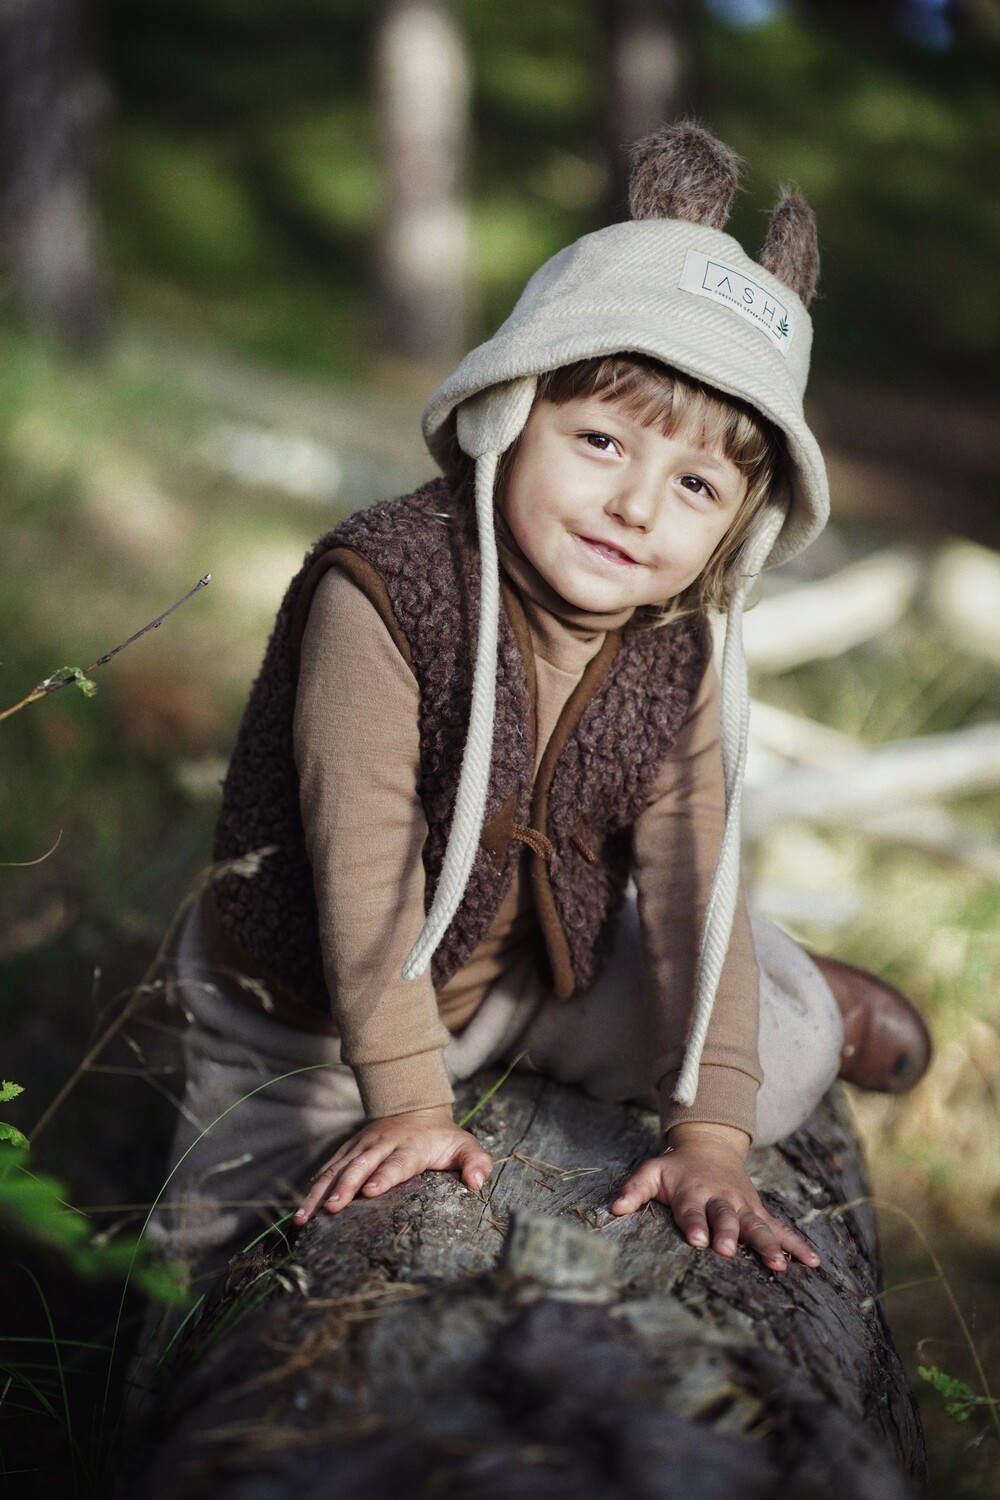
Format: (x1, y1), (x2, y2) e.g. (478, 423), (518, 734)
(130, 1073), (927, 1499)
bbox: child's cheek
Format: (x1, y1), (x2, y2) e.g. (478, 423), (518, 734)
(507, 509), (538, 559)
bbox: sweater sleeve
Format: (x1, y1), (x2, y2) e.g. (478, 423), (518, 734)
(293, 566), (454, 1119)
(632, 655), (762, 1143)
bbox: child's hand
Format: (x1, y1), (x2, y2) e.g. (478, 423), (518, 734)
(293, 1105), (493, 1225)
(610, 1121), (821, 1274)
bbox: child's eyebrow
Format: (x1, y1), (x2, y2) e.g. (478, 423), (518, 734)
(674, 447), (737, 476)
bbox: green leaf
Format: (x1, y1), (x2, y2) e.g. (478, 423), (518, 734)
(0, 1080), (25, 1102)
(0, 1122), (29, 1149)
(919, 1364), (978, 1404)
(0, 1152), (189, 1306)
(43, 666), (97, 698)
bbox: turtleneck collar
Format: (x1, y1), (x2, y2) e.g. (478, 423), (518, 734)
(497, 530), (635, 671)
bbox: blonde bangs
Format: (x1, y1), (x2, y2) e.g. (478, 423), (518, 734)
(537, 356), (775, 474)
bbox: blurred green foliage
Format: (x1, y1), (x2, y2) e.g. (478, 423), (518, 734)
(98, 0), (1000, 388)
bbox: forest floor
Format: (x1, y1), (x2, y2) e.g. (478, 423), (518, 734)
(1, 318), (998, 1497)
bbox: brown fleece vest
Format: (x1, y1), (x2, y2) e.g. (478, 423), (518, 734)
(211, 479), (709, 1016)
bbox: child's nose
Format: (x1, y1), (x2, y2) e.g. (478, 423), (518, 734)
(607, 480), (657, 530)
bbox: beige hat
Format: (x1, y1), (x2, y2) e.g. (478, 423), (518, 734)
(424, 212), (827, 567)
(404, 123), (829, 1110)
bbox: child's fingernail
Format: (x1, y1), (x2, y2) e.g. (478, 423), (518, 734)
(690, 1230), (709, 1247)
(719, 1237), (735, 1253)
(471, 1171), (484, 1190)
(294, 1209), (306, 1222)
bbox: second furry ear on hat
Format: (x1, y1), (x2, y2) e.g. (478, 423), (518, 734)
(760, 192), (820, 308)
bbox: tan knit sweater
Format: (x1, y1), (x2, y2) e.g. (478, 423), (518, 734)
(279, 539), (762, 1140)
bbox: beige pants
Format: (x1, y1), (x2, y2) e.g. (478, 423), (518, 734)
(145, 897), (843, 1278)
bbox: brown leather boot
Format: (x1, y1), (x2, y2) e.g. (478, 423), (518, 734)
(808, 952), (932, 1092)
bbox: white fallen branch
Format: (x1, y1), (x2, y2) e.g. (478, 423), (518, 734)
(748, 699), (861, 768)
(930, 540), (1000, 666)
(856, 804), (1000, 881)
(741, 550), (923, 672)
(745, 703), (1000, 878)
(749, 883), (864, 932)
(744, 722), (1000, 837)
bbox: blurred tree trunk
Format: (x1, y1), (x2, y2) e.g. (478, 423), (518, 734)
(600, 0), (696, 222)
(0, 0), (108, 350)
(374, 0), (471, 367)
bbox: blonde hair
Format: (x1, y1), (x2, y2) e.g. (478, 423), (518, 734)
(533, 355), (788, 622)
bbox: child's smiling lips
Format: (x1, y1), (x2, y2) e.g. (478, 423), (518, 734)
(576, 533), (640, 566)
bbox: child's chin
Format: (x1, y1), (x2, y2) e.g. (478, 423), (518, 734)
(568, 584), (633, 613)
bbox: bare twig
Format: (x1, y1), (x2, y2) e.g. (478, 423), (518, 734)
(0, 574), (212, 724)
(0, 832), (64, 869)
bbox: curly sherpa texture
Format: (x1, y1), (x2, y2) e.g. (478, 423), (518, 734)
(212, 481), (531, 1008)
(546, 616), (708, 993)
(760, 191), (820, 308)
(627, 121), (742, 229)
(212, 482), (708, 1014)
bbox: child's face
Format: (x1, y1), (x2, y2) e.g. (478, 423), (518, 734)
(500, 395), (748, 614)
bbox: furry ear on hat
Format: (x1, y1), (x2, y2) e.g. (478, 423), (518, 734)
(626, 120), (742, 229)
(760, 190), (820, 308)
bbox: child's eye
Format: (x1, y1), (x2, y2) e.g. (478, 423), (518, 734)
(680, 474), (716, 501)
(582, 431), (618, 453)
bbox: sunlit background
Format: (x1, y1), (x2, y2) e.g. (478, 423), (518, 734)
(1, 1), (999, 1492)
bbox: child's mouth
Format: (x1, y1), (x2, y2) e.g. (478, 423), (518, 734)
(577, 534), (639, 566)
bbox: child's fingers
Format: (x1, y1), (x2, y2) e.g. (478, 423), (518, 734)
(610, 1159), (664, 1215)
(455, 1140), (493, 1193)
(669, 1191), (714, 1249)
(611, 1166), (822, 1274)
(770, 1218), (821, 1267)
(296, 1145), (391, 1220)
(296, 1131), (494, 1223)
(296, 1168), (343, 1223)
(359, 1146), (429, 1197)
(322, 1145), (398, 1207)
(703, 1198), (820, 1271)
(702, 1197), (741, 1255)
(296, 1167), (349, 1222)
(723, 1204), (789, 1271)
(364, 1137), (493, 1197)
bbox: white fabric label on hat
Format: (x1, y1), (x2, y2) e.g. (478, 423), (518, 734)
(678, 250), (793, 357)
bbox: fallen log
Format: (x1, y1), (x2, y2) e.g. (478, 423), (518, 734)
(129, 1073), (927, 1500)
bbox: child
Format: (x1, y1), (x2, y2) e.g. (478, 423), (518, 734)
(151, 123), (931, 1288)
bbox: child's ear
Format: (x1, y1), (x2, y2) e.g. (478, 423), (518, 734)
(760, 192), (820, 308)
(627, 120), (742, 230)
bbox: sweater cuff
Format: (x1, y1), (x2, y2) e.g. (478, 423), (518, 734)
(352, 1049), (455, 1121)
(658, 1064), (759, 1145)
